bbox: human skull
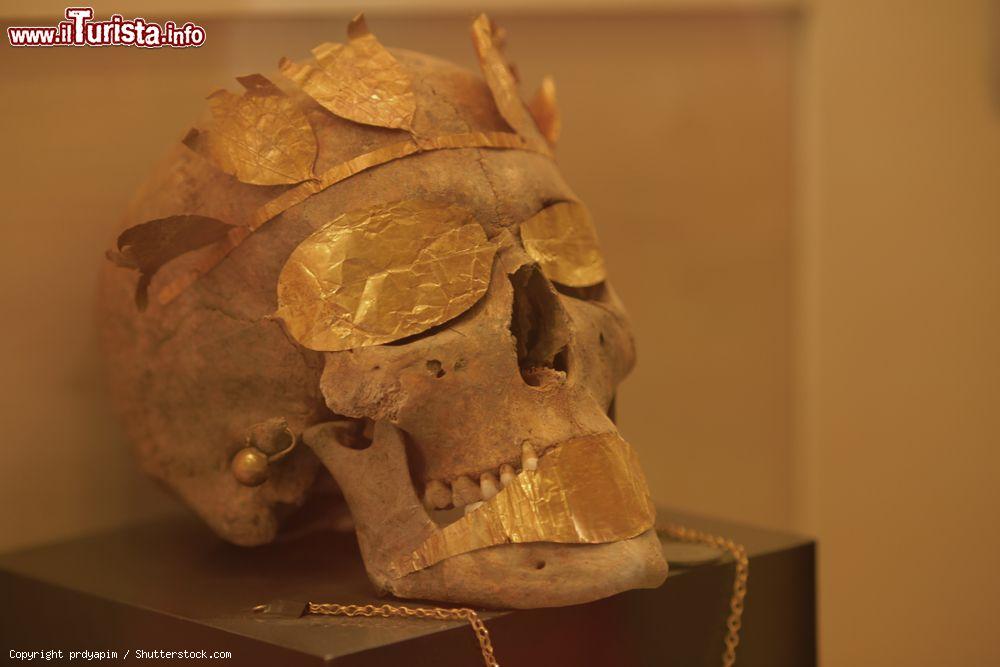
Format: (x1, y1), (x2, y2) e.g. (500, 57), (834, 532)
(98, 16), (667, 609)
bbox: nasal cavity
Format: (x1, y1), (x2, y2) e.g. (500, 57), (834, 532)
(509, 265), (571, 387)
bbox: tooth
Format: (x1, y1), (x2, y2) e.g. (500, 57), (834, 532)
(451, 475), (482, 506)
(424, 479), (452, 510)
(499, 463), (516, 487)
(464, 501), (483, 514)
(521, 441), (539, 471)
(480, 472), (499, 500)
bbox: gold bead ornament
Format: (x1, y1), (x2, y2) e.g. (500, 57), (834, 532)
(231, 447), (270, 486)
(231, 419), (298, 487)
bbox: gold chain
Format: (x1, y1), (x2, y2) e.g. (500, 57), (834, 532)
(658, 523), (749, 667)
(306, 602), (499, 667)
(303, 524), (746, 667)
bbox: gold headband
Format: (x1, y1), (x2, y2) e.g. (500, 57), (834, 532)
(157, 131), (542, 306)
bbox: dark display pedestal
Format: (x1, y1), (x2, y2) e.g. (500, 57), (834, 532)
(0, 510), (815, 666)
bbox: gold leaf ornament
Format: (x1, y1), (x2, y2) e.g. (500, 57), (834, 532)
(528, 75), (561, 147)
(470, 14), (538, 140)
(183, 74), (318, 186)
(519, 201), (607, 287)
(276, 200), (497, 351)
(279, 14), (416, 131)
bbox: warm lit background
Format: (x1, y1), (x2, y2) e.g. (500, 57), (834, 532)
(1, 1), (997, 665)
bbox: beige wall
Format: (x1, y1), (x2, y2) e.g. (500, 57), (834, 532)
(796, 1), (1000, 664)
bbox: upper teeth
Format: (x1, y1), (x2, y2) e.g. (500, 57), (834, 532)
(521, 441), (539, 472)
(451, 475), (481, 507)
(422, 479), (452, 510)
(499, 463), (516, 487)
(480, 472), (500, 500)
(421, 441), (546, 512)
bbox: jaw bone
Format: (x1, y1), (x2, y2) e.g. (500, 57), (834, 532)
(303, 420), (668, 608)
(302, 420), (435, 589)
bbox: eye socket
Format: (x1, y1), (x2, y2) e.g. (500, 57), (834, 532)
(275, 200), (497, 352)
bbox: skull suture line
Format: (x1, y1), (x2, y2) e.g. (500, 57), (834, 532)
(99, 14), (668, 609)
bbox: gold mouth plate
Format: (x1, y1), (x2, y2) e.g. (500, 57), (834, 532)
(393, 432), (656, 577)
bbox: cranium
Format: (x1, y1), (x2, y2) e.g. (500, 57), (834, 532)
(98, 15), (667, 609)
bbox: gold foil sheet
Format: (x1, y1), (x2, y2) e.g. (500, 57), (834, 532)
(183, 74), (318, 186)
(519, 201), (607, 287)
(471, 15), (537, 141)
(156, 130), (542, 305)
(108, 214), (241, 310)
(528, 76), (561, 147)
(280, 15), (416, 131)
(275, 200), (497, 351)
(394, 433), (656, 577)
